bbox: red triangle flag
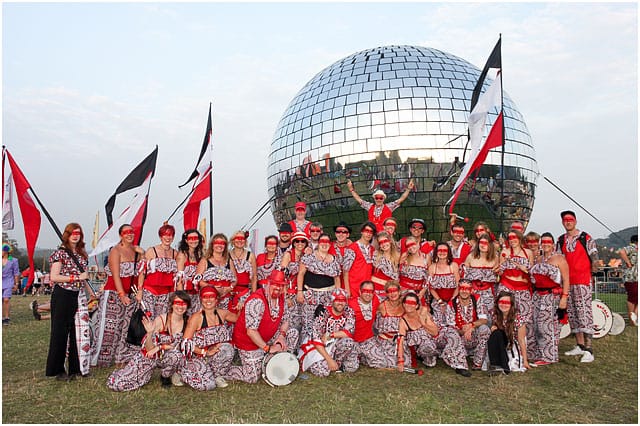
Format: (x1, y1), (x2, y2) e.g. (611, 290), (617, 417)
(183, 167), (211, 230)
(4, 151), (41, 286)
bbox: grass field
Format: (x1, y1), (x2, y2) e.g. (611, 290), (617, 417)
(2, 295), (638, 424)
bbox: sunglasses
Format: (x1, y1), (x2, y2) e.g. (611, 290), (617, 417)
(508, 235), (519, 241)
(437, 249), (449, 254)
(186, 236), (200, 242)
(173, 299), (188, 307)
(459, 286), (473, 291)
(293, 239), (307, 244)
(378, 239), (390, 245)
(478, 240), (490, 246)
(121, 229), (135, 236)
(406, 241), (417, 249)
(526, 239), (539, 244)
(161, 232), (175, 237)
(403, 299), (419, 306)
(385, 223), (397, 228)
(201, 294), (218, 300)
(335, 229), (349, 234)
(360, 289), (375, 295)
(71, 231), (82, 236)
(233, 237), (246, 242)
(563, 218), (576, 223)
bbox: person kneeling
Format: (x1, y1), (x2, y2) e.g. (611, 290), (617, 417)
(299, 289), (358, 376)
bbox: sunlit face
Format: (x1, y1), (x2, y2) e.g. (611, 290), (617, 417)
(406, 239), (419, 255)
(458, 284), (472, 300)
(318, 237), (331, 251)
(402, 297), (419, 312)
(70, 228), (83, 244)
(507, 233), (520, 249)
(360, 227), (374, 242)
(540, 237), (554, 254)
(186, 233), (200, 249)
(359, 285), (375, 303)
(309, 227), (322, 240)
(120, 226), (135, 243)
(562, 216), (577, 232)
(265, 238), (278, 253)
(232, 235), (246, 248)
(172, 297), (188, 314)
(377, 238), (391, 252)
(212, 238), (227, 253)
(474, 226), (487, 238)
(497, 296), (512, 314)
(373, 194), (385, 206)
(385, 286), (400, 301)
(201, 293), (218, 308)
(451, 227), (465, 242)
(335, 228), (349, 242)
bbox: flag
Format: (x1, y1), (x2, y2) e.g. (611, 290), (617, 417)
(4, 150), (41, 286)
(448, 38), (502, 214)
(470, 38), (501, 112)
(89, 172), (152, 257)
(91, 211), (100, 249)
(179, 103), (212, 188)
(3, 171), (14, 230)
(183, 166), (211, 230)
(105, 146), (158, 227)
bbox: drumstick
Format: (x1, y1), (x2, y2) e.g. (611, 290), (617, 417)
(403, 367), (424, 376)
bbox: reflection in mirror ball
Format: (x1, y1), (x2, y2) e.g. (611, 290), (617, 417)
(267, 45), (538, 240)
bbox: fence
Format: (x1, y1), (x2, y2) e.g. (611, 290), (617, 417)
(592, 266), (628, 316)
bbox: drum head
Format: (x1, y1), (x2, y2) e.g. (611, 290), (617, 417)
(263, 352), (299, 386)
(609, 312), (626, 336)
(592, 300), (613, 338)
(559, 323), (571, 339)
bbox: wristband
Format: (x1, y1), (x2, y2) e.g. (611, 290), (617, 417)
(69, 274), (75, 283)
(263, 345), (270, 352)
(562, 293), (569, 297)
(117, 291), (125, 297)
(280, 329), (286, 337)
(397, 361), (404, 365)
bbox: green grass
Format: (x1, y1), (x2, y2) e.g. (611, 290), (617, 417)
(2, 296), (638, 424)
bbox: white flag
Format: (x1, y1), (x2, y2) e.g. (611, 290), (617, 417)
(3, 172), (14, 230)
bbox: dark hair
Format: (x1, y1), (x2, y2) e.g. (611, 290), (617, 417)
(62, 223), (88, 259)
(402, 291), (420, 307)
(360, 221), (377, 235)
(178, 229), (204, 263)
(118, 223), (133, 235)
(631, 235), (638, 244)
(540, 232), (554, 242)
(168, 291), (192, 332)
(471, 233), (496, 261)
(450, 223), (465, 232)
(432, 242), (453, 264)
(506, 230), (525, 248)
(158, 224), (176, 238)
(264, 235), (279, 247)
(493, 291), (517, 347)
(360, 280), (375, 291)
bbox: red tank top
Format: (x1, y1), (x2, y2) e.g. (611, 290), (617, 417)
(232, 288), (284, 351)
(562, 237), (592, 285)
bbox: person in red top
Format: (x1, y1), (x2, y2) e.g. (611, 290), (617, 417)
(329, 221), (355, 293)
(348, 281), (380, 345)
(346, 179), (415, 232)
(227, 269), (298, 383)
(448, 223), (472, 267)
(557, 210), (598, 363)
(344, 222), (376, 298)
(399, 218), (435, 256)
(288, 201), (312, 237)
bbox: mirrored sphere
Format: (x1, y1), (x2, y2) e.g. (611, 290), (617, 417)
(268, 45), (538, 239)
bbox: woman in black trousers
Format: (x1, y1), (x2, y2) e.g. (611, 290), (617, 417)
(45, 223), (96, 380)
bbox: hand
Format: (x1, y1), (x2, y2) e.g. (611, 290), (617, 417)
(346, 180), (353, 191)
(407, 179), (415, 190)
(119, 294), (132, 306)
(274, 335), (287, 352)
(463, 328), (473, 341)
(559, 297), (567, 310)
(327, 359), (339, 371)
(135, 290), (143, 302)
(134, 245), (145, 255)
(296, 291), (305, 304)
(141, 316), (154, 333)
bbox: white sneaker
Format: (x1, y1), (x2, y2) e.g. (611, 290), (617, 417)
(215, 377), (229, 388)
(630, 312), (638, 326)
(565, 345), (585, 356)
(171, 373), (184, 386)
(580, 351), (594, 363)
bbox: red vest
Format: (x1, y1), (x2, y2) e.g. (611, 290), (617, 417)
(232, 288), (284, 351)
(347, 242), (374, 297)
(561, 235), (592, 285)
(368, 204), (393, 232)
(289, 220), (311, 237)
(348, 296), (380, 343)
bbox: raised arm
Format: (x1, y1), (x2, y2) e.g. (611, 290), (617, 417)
(346, 179), (364, 204)
(395, 179), (415, 205)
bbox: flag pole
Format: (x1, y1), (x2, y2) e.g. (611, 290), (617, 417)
(208, 102), (214, 237)
(498, 33), (505, 236)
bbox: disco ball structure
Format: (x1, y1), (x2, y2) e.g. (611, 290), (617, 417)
(267, 45), (538, 240)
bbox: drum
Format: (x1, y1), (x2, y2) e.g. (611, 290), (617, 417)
(608, 312), (626, 336)
(262, 352), (299, 387)
(592, 299), (613, 338)
(559, 323), (571, 339)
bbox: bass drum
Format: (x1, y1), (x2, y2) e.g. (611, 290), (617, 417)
(608, 312), (626, 336)
(592, 299), (613, 338)
(262, 352), (299, 387)
(559, 323), (572, 339)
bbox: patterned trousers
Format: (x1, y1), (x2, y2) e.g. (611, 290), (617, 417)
(106, 348), (184, 392)
(567, 284), (594, 335)
(358, 336), (397, 369)
(141, 290), (170, 320)
(307, 338), (359, 376)
(180, 343), (235, 391)
(461, 324), (491, 367)
(533, 292), (561, 363)
(433, 327), (469, 370)
(91, 290), (137, 367)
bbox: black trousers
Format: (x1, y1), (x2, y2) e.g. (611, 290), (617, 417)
(45, 286), (80, 376)
(487, 329), (510, 371)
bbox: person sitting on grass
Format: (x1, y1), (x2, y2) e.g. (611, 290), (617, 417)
(30, 300), (51, 321)
(106, 291), (191, 391)
(487, 291), (530, 375)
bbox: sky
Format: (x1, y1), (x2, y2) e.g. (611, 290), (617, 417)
(2, 1), (638, 251)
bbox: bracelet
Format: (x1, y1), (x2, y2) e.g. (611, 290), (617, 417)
(397, 361), (404, 365)
(562, 293), (569, 297)
(280, 329), (286, 337)
(262, 345), (270, 352)
(117, 291), (125, 297)
(69, 274), (75, 283)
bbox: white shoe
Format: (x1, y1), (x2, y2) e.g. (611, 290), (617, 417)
(630, 312), (638, 326)
(215, 377), (229, 388)
(564, 345), (585, 356)
(580, 351), (594, 363)
(171, 373), (184, 386)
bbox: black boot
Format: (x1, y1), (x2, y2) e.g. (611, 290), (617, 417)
(160, 375), (172, 387)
